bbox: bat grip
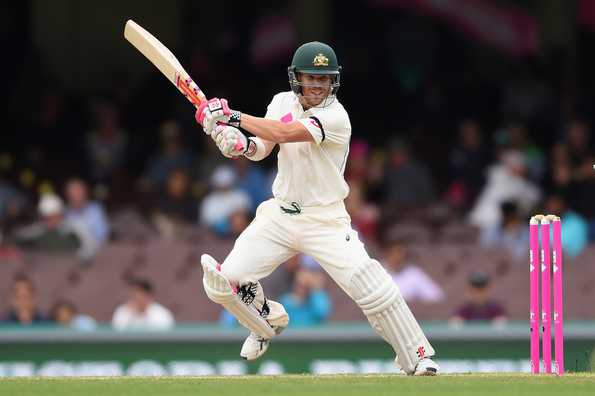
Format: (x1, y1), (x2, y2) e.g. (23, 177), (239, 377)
(188, 80), (207, 103)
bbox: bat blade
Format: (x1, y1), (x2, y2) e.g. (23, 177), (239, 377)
(124, 19), (206, 107)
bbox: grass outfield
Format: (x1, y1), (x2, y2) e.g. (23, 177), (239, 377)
(1, 374), (595, 396)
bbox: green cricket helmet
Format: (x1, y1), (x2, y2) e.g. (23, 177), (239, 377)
(288, 41), (341, 106)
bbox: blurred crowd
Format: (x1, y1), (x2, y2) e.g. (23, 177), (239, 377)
(3, 273), (174, 331)
(2, 66), (595, 328)
(2, 93), (595, 327)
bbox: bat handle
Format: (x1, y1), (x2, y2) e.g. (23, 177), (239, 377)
(188, 79), (207, 103)
(175, 73), (207, 107)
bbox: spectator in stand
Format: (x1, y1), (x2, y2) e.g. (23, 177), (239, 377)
(381, 137), (435, 211)
(10, 193), (101, 260)
(200, 165), (251, 237)
(139, 120), (195, 193)
(219, 254), (320, 328)
(551, 142), (572, 195)
(112, 279), (174, 330)
(150, 168), (198, 239)
(566, 119), (593, 171)
(562, 120), (595, 218)
(64, 178), (110, 245)
(469, 150), (540, 230)
(232, 157), (272, 213)
(279, 267), (331, 327)
(344, 140), (380, 242)
(344, 181), (380, 242)
(194, 132), (226, 196)
(220, 254), (318, 328)
(86, 100), (128, 184)
(345, 140), (371, 183)
(228, 210), (250, 238)
(480, 201), (529, 259)
(353, 142), (386, 202)
(50, 300), (96, 331)
(261, 255), (306, 300)
(544, 194), (588, 258)
(494, 122), (545, 182)
(446, 119), (490, 210)
(450, 272), (507, 325)
(0, 175), (29, 235)
(2, 274), (47, 325)
(383, 239), (444, 303)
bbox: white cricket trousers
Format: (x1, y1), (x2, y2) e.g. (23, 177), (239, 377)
(218, 197), (436, 373)
(220, 198), (370, 294)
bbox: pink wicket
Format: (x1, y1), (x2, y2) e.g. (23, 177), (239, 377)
(552, 218), (564, 375)
(529, 219), (540, 374)
(541, 219), (552, 373)
(529, 215), (564, 375)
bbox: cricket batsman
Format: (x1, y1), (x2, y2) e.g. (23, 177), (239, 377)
(195, 42), (439, 375)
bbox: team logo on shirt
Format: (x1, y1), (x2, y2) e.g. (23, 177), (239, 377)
(313, 53), (329, 67)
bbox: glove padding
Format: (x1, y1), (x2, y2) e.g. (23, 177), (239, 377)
(212, 125), (247, 158)
(195, 98), (241, 135)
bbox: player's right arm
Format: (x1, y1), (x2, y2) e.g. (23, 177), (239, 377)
(196, 97), (312, 145)
(239, 115), (314, 144)
(211, 125), (275, 161)
(243, 97), (281, 161)
(196, 95), (350, 146)
(199, 96), (281, 161)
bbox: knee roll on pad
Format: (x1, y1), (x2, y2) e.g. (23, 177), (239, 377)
(349, 259), (435, 374)
(266, 300), (290, 329)
(202, 254), (276, 339)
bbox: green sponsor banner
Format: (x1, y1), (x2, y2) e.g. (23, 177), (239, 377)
(0, 322), (593, 375)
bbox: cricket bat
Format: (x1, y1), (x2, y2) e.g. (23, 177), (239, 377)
(124, 19), (206, 108)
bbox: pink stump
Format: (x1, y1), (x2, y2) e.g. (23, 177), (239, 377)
(553, 218), (564, 375)
(529, 219), (540, 373)
(541, 219), (552, 373)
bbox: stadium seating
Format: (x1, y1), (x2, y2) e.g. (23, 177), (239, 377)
(1, 235), (594, 322)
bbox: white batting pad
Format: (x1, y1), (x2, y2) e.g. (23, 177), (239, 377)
(201, 254), (276, 339)
(349, 259), (435, 374)
(234, 278), (289, 329)
(266, 300), (290, 329)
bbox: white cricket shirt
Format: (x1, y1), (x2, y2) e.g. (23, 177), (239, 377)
(264, 91), (351, 206)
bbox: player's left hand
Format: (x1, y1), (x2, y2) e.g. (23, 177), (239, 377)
(212, 125), (247, 158)
(195, 98), (241, 135)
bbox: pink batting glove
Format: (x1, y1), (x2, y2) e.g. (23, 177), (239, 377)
(195, 98), (232, 135)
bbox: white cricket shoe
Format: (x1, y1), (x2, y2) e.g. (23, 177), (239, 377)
(240, 325), (286, 361)
(240, 332), (271, 361)
(413, 357), (439, 376)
